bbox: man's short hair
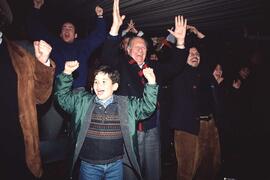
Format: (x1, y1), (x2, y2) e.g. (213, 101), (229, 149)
(127, 36), (148, 49)
(59, 18), (77, 33)
(93, 65), (120, 84)
(123, 31), (137, 39)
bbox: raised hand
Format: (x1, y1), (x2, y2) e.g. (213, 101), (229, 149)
(95, 6), (103, 16)
(128, 20), (135, 29)
(33, 0), (44, 9)
(232, 79), (241, 89)
(110, 0), (126, 35)
(168, 15), (187, 47)
(33, 40), (52, 65)
(187, 24), (205, 39)
(143, 67), (156, 85)
(64, 61), (80, 75)
(125, 19), (134, 32)
(214, 75), (224, 84)
(130, 20), (139, 34)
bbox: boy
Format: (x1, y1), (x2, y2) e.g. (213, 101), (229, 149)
(54, 61), (158, 180)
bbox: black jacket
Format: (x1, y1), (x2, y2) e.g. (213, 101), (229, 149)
(101, 35), (187, 130)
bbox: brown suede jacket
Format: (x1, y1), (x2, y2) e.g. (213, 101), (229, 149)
(6, 38), (55, 177)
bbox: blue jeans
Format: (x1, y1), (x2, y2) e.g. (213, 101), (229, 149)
(137, 127), (161, 180)
(79, 159), (123, 180)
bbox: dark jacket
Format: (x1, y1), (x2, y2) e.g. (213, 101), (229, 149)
(54, 73), (158, 179)
(169, 65), (215, 135)
(101, 35), (187, 129)
(27, 8), (106, 88)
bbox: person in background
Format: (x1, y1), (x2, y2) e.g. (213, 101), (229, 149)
(120, 19), (144, 54)
(0, 0), (55, 179)
(26, 0), (107, 140)
(169, 44), (221, 180)
(101, 0), (188, 179)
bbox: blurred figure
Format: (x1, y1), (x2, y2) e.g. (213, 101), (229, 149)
(101, 0), (188, 179)
(120, 19), (144, 54)
(169, 45), (221, 180)
(0, 0), (55, 179)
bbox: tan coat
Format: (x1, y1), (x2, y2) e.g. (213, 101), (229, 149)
(5, 39), (55, 177)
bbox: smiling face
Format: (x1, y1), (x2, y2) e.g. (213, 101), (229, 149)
(187, 47), (200, 68)
(127, 37), (147, 65)
(60, 22), (77, 43)
(213, 64), (223, 79)
(93, 72), (119, 100)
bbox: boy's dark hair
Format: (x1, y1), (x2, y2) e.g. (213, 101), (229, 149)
(93, 65), (120, 84)
(58, 17), (78, 34)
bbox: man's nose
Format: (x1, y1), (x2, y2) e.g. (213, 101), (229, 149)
(138, 47), (144, 52)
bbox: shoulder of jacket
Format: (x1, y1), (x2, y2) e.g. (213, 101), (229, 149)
(7, 39), (29, 58)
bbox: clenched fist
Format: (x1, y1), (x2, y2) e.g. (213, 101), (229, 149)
(33, 40), (52, 65)
(33, 0), (44, 9)
(143, 67), (156, 85)
(95, 6), (103, 16)
(64, 60), (79, 75)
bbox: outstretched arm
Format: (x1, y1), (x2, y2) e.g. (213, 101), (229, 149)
(101, 0), (125, 68)
(155, 16), (188, 84)
(33, 40), (52, 66)
(121, 19), (144, 37)
(168, 15), (187, 49)
(121, 19), (134, 36)
(82, 5), (106, 54)
(54, 60), (87, 114)
(129, 77), (158, 121)
(110, 0), (126, 36)
(187, 25), (205, 39)
(33, 40), (55, 104)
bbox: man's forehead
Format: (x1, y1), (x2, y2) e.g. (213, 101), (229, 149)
(130, 37), (146, 46)
(190, 47), (198, 51)
(189, 47), (200, 54)
(62, 23), (75, 29)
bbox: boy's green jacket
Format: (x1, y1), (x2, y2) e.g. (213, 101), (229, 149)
(54, 73), (158, 179)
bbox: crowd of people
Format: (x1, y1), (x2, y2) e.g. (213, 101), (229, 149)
(1, 0), (268, 179)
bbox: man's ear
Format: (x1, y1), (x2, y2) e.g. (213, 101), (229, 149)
(127, 47), (131, 55)
(75, 33), (78, 39)
(113, 83), (119, 91)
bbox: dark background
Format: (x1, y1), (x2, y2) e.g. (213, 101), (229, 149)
(4, 1), (270, 179)
(6, 0), (270, 39)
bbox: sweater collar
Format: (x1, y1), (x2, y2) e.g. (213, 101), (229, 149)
(94, 95), (115, 108)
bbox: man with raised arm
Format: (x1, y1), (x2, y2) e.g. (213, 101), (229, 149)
(27, 0), (107, 140)
(101, 0), (188, 179)
(0, 1), (55, 179)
